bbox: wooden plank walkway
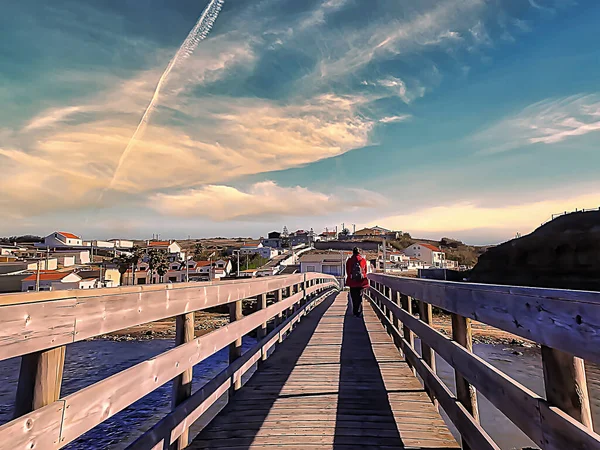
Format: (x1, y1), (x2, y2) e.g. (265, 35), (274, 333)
(190, 291), (459, 449)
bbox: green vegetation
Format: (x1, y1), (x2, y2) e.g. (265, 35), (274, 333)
(233, 254), (269, 271)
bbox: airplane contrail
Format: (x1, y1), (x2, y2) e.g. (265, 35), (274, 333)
(106, 0), (225, 191)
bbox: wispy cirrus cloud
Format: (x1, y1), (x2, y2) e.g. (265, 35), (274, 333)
(148, 181), (385, 221)
(472, 94), (600, 154)
(379, 115), (411, 124)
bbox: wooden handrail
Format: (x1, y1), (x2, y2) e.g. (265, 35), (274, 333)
(0, 273), (327, 362)
(0, 273), (339, 450)
(368, 273), (600, 364)
(367, 274), (600, 450)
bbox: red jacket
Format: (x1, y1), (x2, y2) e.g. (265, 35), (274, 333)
(345, 254), (369, 288)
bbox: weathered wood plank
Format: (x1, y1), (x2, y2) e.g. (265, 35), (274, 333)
(127, 288), (337, 450)
(0, 299), (76, 362)
(370, 287), (600, 449)
(189, 292), (458, 450)
(369, 296), (498, 450)
(0, 401), (65, 450)
(171, 312), (195, 450)
(452, 313), (479, 450)
(14, 346), (66, 418)
(58, 285), (335, 446)
(0, 275), (337, 361)
(541, 345), (592, 428)
(369, 273), (600, 364)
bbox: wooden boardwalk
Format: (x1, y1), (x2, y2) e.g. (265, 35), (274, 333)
(190, 292), (459, 449)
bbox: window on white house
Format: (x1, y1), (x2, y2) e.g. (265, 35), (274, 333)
(307, 265), (316, 272)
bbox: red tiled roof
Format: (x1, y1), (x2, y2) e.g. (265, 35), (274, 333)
(58, 232), (80, 239)
(148, 241), (170, 247)
(194, 261), (212, 267)
(419, 243), (441, 252)
(23, 271), (73, 281)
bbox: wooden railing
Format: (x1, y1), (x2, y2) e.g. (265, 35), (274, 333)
(366, 273), (600, 450)
(0, 273), (339, 450)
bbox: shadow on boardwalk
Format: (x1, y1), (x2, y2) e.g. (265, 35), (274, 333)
(190, 292), (458, 449)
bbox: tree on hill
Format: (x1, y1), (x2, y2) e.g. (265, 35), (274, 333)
(112, 254), (132, 286)
(147, 249), (169, 284)
(192, 242), (203, 260)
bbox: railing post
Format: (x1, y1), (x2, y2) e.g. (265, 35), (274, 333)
(451, 313), (479, 450)
(541, 346), (593, 428)
(229, 300), (243, 394)
(256, 293), (267, 341)
(14, 346), (66, 418)
(418, 299), (436, 403)
(400, 294), (415, 376)
(274, 288), (283, 329)
(171, 312), (195, 450)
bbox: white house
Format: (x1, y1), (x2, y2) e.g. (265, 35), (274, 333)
(108, 239), (134, 249)
(25, 258), (58, 271)
(240, 243), (263, 254)
(50, 250), (90, 265)
(84, 240), (116, 249)
(143, 240), (186, 262)
(21, 271), (97, 291)
(299, 252), (351, 277)
(44, 232), (84, 248)
(402, 243), (446, 268)
(407, 257), (428, 270)
(240, 243), (277, 259)
(388, 251), (409, 263)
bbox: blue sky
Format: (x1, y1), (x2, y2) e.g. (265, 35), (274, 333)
(1, 0), (599, 244)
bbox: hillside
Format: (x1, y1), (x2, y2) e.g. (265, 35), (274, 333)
(385, 235), (488, 267)
(469, 211), (600, 290)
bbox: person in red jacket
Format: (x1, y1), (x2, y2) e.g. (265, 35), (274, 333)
(345, 247), (369, 317)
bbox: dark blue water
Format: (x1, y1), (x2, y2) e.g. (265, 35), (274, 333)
(0, 337), (256, 449)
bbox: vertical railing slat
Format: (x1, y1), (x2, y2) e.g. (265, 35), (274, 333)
(171, 312), (195, 450)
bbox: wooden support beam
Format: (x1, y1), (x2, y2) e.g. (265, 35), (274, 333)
(256, 293), (267, 342)
(452, 313), (479, 450)
(14, 346), (66, 418)
(419, 299), (436, 403)
(400, 294), (415, 375)
(228, 300), (243, 393)
(541, 346), (593, 428)
(171, 312), (194, 450)
(275, 289), (283, 335)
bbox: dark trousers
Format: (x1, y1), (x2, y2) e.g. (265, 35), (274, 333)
(349, 287), (363, 316)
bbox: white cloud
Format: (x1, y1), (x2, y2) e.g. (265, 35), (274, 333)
(2, 56), (374, 217)
(472, 94), (600, 154)
(315, 0), (486, 81)
(377, 77), (425, 104)
(379, 115), (411, 123)
(368, 190), (600, 237)
(148, 181), (384, 221)
(23, 106), (84, 132)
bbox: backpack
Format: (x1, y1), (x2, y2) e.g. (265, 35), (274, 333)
(351, 257), (365, 281)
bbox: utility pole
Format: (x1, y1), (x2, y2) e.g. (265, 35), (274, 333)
(352, 224), (356, 234)
(186, 256), (190, 282)
(35, 255), (41, 292)
(382, 238), (387, 274)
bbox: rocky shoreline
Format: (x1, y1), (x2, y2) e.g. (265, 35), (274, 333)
(433, 312), (538, 347)
(87, 311), (230, 342)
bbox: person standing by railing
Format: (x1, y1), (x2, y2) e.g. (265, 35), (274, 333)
(346, 247), (369, 317)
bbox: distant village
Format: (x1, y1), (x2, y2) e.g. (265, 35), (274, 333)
(0, 225), (465, 294)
